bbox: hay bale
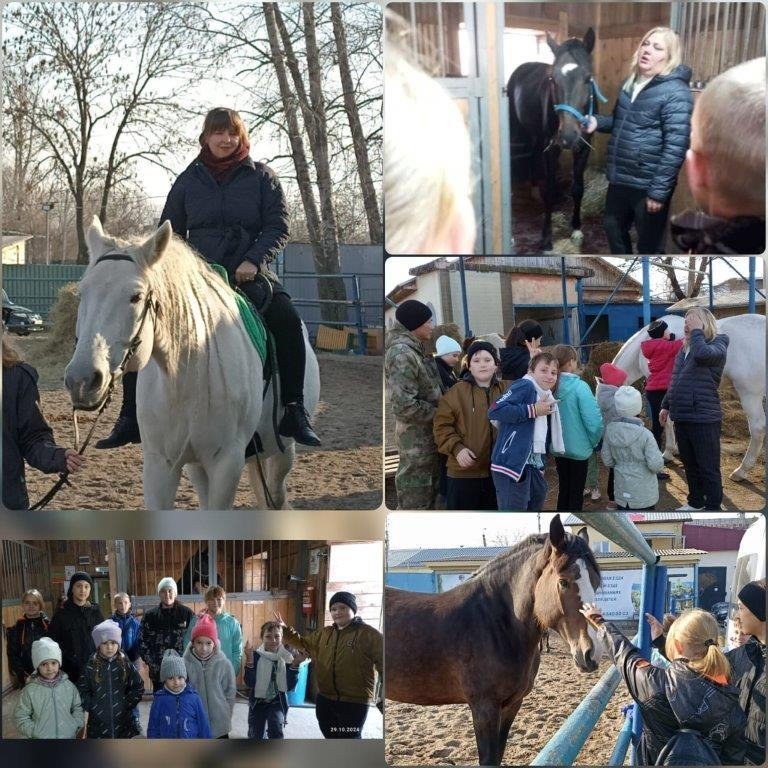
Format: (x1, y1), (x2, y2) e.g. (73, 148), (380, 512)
(44, 282), (79, 355)
(551, 236), (583, 254)
(580, 167), (608, 220)
(583, 341), (623, 393)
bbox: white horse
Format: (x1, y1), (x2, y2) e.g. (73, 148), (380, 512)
(64, 218), (320, 510)
(612, 313), (766, 481)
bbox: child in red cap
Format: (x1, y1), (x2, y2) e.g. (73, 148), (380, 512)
(183, 613), (236, 738)
(596, 363), (628, 509)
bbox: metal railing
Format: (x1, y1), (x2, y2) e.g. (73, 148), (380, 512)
(0, 541), (52, 604)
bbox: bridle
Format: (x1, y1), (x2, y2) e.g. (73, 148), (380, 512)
(553, 75), (608, 123)
(29, 251), (156, 510)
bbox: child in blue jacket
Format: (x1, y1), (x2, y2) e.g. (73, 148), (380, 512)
(489, 352), (562, 510)
(147, 649), (211, 739)
(551, 345), (603, 512)
(112, 592), (142, 735)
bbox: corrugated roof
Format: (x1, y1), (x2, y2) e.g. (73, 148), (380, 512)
(389, 546), (511, 568)
(387, 548), (421, 568)
(596, 548), (707, 558)
(563, 512), (692, 525)
(683, 517), (755, 530)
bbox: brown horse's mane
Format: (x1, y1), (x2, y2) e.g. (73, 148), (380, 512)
(469, 530), (601, 590)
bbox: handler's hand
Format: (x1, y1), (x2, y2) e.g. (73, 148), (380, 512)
(581, 115), (598, 134)
(579, 602), (605, 628)
(645, 612), (664, 641)
(456, 448), (477, 469)
(235, 260), (259, 284)
(645, 197), (664, 214)
(659, 409), (669, 427)
(65, 449), (86, 473)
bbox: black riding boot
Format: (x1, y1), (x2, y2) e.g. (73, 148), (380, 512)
(95, 371), (141, 448)
(260, 292), (321, 447)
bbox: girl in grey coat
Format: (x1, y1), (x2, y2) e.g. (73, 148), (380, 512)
(602, 386), (664, 509)
(183, 614), (236, 738)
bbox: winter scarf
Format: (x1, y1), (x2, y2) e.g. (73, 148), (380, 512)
(199, 139), (251, 183)
(523, 373), (564, 453)
(253, 644), (293, 698)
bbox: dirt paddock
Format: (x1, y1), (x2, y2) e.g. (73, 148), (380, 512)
(16, 333), (382, 510)
(385, 630), (628, 765)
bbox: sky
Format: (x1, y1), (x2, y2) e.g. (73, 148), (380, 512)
(384, 256), (765, 297)
(386, 512), (756, 549)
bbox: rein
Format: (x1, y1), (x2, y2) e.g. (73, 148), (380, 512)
(29, 252), (155, 511)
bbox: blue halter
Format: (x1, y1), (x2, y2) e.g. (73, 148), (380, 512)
(554, 77), (609, 124)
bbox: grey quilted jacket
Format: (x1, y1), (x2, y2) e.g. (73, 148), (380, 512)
(596, 65), (693, 202)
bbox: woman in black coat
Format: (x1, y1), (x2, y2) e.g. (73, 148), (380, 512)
(48, 572), (104, 685)
(583, 27), (692, 254)
(660, 307), (728, 511)
(97, 107), (320, 449)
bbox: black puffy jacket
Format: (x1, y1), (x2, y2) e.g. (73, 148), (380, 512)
(48, 600), (104, 684)
(660, 329), (729, 422)
(6, 613), (50, 683)
(2, 363), (68, 510)
(600, 622), (747, 765)
(159, 156), (289, 283)
(728, 638), (766, 765)
(596, 65), (693, 202)
(499, 347), (530, 381)
(138, 602), (194, 683)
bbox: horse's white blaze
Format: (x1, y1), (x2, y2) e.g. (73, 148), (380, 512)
(612, 313), (766, 480)
(561, 62), (578, 75)
(575, 558), (603, 662)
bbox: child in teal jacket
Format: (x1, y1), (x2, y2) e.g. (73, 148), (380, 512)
(551, 345), (603, 511)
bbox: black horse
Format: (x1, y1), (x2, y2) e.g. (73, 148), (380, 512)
(507, 28), (603, 252)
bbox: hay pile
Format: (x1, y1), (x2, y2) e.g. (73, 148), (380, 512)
(583, 341), (622, 393)
(36, 282), (79, 368)
(426, 322), (463, 355)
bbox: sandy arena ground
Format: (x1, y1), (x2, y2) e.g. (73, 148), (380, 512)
(16, 332), (382, 510)
(385, 630), (631, 766)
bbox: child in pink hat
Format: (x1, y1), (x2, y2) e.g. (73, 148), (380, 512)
(184, 612), (235, 738)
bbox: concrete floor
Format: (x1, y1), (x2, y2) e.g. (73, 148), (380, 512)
(2, 688), (383, 740)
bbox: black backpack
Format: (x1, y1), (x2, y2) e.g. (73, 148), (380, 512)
(655, 728), (722, 766)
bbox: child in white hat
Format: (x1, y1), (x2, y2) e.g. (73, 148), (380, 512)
(601, 385), (665, 509)
(14, 637), (84, 738)
(433, 334), (462, 391)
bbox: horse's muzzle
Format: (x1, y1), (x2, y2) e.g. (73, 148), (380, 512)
(64, 369), (110, 411)
(572, 647), (599, 673)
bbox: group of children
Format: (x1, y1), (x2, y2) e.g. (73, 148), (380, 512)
(11, 588), (306, 740)
(432, 325), (675, 511)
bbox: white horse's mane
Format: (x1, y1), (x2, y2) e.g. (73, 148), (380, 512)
(86, 232), (243, 379)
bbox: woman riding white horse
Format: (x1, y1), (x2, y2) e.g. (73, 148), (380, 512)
(64, 218), (319, 509)
(97, 107), (320, 450)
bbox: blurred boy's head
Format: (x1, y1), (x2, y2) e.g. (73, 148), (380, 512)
(260, 621), (283, 652)
(204, 585), (225, 615)
(686, 57), (765, 218)
(737, 578), (766, 639)
(528, 352), (558, 391)
(113, 592), (131, 615)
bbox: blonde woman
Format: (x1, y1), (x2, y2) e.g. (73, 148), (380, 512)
(583, 27), (692, 254)
(660, 307), (727, 510)
(581, 605), (747, 764)
(384, 17), (475, 255)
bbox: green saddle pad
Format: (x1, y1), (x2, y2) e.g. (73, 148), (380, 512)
(210, 263), (268, 363)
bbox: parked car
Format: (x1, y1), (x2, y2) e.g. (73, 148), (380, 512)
(1, 289), (43, 335)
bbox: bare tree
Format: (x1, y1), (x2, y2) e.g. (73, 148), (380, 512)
(658, 256), (711, 299)
(330, 2), (382, 243)
(4, 3), (214, 262)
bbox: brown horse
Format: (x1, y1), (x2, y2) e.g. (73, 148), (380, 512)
(385, 514), (602, 766)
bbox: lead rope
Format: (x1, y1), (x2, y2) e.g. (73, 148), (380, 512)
(28, 290), (155, 511)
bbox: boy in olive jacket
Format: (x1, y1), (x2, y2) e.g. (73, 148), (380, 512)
(277, 591), (382, 739)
